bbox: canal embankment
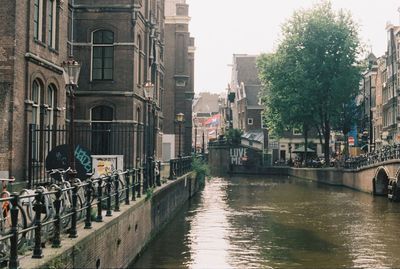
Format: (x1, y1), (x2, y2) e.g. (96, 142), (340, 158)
(19, 171), (202, 269)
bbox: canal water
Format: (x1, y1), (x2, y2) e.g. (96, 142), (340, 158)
(131, 176), (400, 268)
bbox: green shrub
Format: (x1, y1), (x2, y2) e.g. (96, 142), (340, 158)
(192, 157), (209, 184)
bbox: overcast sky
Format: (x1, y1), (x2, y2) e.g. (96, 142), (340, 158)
(186, 0), (400, 94)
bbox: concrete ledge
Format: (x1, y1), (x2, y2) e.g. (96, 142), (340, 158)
(19, 172), (200, 269)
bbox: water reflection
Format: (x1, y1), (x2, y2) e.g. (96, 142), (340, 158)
(131, 176), (400, 269)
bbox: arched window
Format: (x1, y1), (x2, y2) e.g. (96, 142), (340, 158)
(91, 105), (114, 154)
(32, 80), (42, 126)
(47, 84), (57, 128)
(92, 30), (114, 80)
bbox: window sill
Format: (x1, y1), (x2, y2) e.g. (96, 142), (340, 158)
(90, 80), (115, 83)
(48, 47), (59, 55)
(34, 39), (46, 48)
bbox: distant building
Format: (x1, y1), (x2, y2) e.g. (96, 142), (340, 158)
(162, 0), (195, 161)
(192, 92), (224, 151)
(382, 24), (400, 144)
(229, 54), (267, 151)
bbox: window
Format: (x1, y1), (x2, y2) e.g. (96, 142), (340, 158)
(47, 0), (58, 49)
(47, 84), (56, 128)
(31, 79), (43, 161)
(92, 30), (114, 80)
(33, 0), (42, 40)
(293, 128), (302, 135)
(91, 105), (113, 154)
(247, 118), (253, 125)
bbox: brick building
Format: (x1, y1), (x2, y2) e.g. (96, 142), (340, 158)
(0, 0), (69, 180)
(229, 54), (266, 150)
(162, 0), (195, 160)
(71, 0), (165, 169)
(0, 0), (167, 183)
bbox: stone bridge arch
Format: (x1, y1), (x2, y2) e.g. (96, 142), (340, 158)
(373, 166), (390, 196)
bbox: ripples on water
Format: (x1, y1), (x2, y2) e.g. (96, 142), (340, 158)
(131, 176), (400, 269)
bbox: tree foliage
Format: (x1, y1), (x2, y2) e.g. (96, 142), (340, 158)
(257, 1), (363, 163)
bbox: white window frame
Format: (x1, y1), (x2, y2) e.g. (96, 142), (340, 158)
(247, 118), (253, 125)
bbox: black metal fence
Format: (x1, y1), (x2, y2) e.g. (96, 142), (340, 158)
(0, 169), (141, 269)
(28, 123), (143, 187)
(169, 156), (193, 179)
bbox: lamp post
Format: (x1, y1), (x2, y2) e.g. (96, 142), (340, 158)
(288, 143), (292, 165)
(176, 113), (184, 157)
(202, 129), (205, 155)
(144, 80), (155, 189)
(62, 57), (81, 176)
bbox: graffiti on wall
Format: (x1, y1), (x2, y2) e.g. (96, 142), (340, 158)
(230, 148), (248, 165)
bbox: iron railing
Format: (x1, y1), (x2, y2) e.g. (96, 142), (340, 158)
(0, 169), (141, 269)
(169, 156), (193, 179)
(28, 123), (144, 187)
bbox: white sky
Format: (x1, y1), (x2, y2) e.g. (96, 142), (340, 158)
(186, 0), (400, 94)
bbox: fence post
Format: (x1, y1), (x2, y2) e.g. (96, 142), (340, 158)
(137, 168), (142, 198)
(28, 124), (35, 189)
(52, 187), (62, 248)
(69, 184), (78, 238)
(106, 176), (112, 217)
(96, 178), (103, 222)
(125, 171), (130, 205)
(131, 170), (136, 201)
(85, 181), (93, 229)
(114, 175), (120, 212)
(9, 193), (20, 269)
(156, 161), (161, 186)
(32, 190), (43, 259)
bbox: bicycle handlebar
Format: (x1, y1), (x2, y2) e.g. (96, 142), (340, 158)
(46, 167), (72, 176)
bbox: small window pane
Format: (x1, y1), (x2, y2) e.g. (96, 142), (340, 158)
(104, 47), (113, 57)
(103, 31), (114, 44)
(93, 58), (102, 69)
(93, 47), (102, 57)
(93, 31), (103, 44)
(103, 69), (113, 80)
(104, 58), (113, 69)
(93, 69), (102, 80)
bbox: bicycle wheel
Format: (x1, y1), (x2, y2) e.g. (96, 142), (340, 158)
(0, 192), (28, 251)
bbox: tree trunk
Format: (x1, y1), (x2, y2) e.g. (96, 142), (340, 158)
(324, 124), (330, 164)
(304, 124), (309, 166)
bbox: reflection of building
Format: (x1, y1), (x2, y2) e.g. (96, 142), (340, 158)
(162, 0), (195, 161)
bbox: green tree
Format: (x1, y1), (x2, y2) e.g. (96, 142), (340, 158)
(258, 1), (362, 164)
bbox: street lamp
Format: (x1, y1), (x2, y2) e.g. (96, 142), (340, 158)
(176, 113), (184, 157)
(62, 57), (81, 175)
(144, 80), (155, 189)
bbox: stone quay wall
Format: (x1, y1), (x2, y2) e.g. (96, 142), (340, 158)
(19, 172), (201, 269)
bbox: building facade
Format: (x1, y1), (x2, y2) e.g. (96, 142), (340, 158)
(162, 0), (195, 161)
(71, 0), (165, 170)
(0, 0), (170, 183)
(0, 0), (69, 180)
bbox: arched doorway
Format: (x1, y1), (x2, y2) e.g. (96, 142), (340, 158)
(374, 167), (389, 196)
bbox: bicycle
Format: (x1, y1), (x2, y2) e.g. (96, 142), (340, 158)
(47, 168), (84, 229)
(0, 177), (27, 260)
